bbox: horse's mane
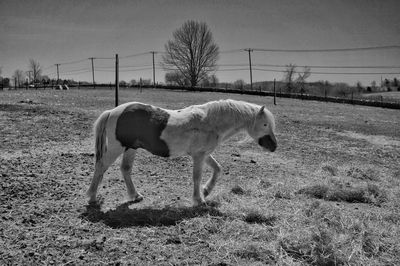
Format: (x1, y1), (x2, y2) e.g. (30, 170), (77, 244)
(201, 99), (261, 128)
(205, 99), (260, 116)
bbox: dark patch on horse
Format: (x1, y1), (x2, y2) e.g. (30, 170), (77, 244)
(258, 135), (277, 152)
(116, 103), (170, 157)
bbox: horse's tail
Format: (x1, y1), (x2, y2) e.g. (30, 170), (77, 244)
(94, 110), (111, 163)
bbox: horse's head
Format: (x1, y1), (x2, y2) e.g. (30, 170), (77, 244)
(248, 106), (277, 152)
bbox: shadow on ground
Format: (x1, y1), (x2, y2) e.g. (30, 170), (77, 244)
(80, 201), (225, 228)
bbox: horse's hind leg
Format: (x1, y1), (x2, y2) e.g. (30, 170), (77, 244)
(87, 147), (123, 203)
(120, 148), (143, 203)
(203, 155), (222, 198)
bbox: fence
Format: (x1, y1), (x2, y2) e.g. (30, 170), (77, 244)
(122, 83), (400, 110)
(3, 74), (400, 110)
(2, 45), (400, 109)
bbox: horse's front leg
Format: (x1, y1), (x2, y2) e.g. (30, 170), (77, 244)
(191, 153), (206, 206)
(203, 155), (221, 198)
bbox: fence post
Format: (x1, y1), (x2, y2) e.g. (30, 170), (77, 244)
(14, 77), (17, 90)
(351, 92), (354, 104)
(273, 78), (276, 105)
(115, 53), (119, 107)
(151, 51), (156, 87)
(324, 87), (327, 101)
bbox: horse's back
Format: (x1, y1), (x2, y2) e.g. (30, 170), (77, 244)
(161, 105), (220, 156)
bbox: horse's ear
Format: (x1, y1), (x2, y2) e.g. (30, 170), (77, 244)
(257, 106), (265, 116)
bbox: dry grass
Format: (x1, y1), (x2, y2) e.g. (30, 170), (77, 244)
(1, 88), (399, 265)
(297, 183), (388, 205)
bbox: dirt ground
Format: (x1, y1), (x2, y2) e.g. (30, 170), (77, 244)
(1, 88), (399, 265)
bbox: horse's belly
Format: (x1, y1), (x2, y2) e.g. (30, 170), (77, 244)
(161, 127), (219, 157)
(161, 131), (192, 157)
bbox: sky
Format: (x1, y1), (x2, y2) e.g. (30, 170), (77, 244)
(1, 0), (400, 86)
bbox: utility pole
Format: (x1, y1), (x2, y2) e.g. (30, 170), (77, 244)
(150, 51), (156, 87)
(115, 54), (119, 107)
(89, 57), (95, 89)
(55, 64), (60, 84)
(244, 48), (253, 90)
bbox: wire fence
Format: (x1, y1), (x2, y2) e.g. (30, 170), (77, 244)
(2, 45), (400, 108)
(29, 45), (400, 84)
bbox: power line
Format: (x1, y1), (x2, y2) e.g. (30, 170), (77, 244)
(251, 45), (400, 53)
(120, 51), (165, 59)
(59, 67), (91, 74)
(93, 57), (114, 60)
(252, 68), (400, 75)
(28, 44), (400, 84)
(217, 68), (250, 72)
(96, 64), (152, 69)
(61, 70), (92, 76)
(219, 63), (400, 69)
(56, 59), (88, 66)
(119, 67), (154, 72)
(42, 65), (54, 71)
(120, 52), (152, 59)
(220, 49), (244, 54)
(96, 67), (154, 72)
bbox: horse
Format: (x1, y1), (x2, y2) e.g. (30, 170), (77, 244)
(86, 99), (277, 206)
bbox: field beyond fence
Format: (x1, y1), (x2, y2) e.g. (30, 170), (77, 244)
(4, 82), (400, 110)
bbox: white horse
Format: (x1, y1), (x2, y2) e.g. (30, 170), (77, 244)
(87, 99), (277, 206)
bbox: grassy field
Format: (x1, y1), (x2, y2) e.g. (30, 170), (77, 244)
(1, 88), (399, 265)
(361, 91), (400, 103)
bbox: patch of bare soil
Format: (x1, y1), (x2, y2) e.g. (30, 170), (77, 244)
(0, 103), (91, 152)
(336, 130), (400, 147)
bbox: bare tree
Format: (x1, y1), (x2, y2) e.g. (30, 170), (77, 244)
(209, 74), (219, 87)
(370, 80), (376, 90)
(296, 66), (311, 93)
(165, 71), (189, 86)
(28, 59), (42, 87)
(233, 79), (245, 91)
(162, 20), (219, 87)
(283, 64), (297, 92)
(13, 69), (25, 88)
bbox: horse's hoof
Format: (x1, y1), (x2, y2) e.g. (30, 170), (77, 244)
(203, 187), (210, 197)
(88, 196), (104, 206)
(193, 200), (207, 207)
(128, 194), (143, 203)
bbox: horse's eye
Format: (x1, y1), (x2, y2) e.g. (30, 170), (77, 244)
(264, 124), (267, 127)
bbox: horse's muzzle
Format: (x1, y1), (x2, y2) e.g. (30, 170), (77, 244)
(258, 134), (277, 152)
